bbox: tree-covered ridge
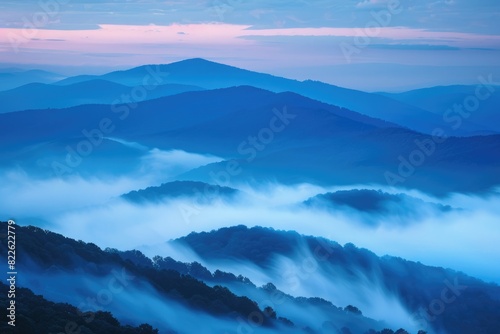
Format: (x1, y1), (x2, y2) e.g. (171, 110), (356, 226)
(108, 248), (256, 286)
(304, 189), (452, 214)
(0, 224), (272, 327)
(0, 282), (160, 334)
(0, 223), (423, 333)
(176, 225), (500, 334)
(121, 180), (238, 204)
(110, 249), (392, 333)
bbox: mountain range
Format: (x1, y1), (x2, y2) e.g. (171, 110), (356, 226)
(379, 84), (500, 134)
(1, 81), (498, 195)
(121, 181), (239, 204)
(3, 223), (499, 334)
(0, 68), (64, 91)
(1, 58), (499, 334)
(2, 59), (496, 135)
(0, 80), (203, 113)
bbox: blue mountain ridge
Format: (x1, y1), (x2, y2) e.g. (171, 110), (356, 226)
(1, 85), (499, 195)
(379, 85), (500, 133)
(48, 58), (489, 135)
(175, 225), (500, 334)
(0, 223), (414, 334)
(0, 79), (203, 113)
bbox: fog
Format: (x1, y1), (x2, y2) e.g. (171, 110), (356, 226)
(204, 246), (418, 332)
(18, 263), (286, 334)
(21, 263), (391, 333)
(3, 164), (499, 333)
(137, 147), (224, 177)
(0, 148), (224, 220)
(2, 167), (499, 284)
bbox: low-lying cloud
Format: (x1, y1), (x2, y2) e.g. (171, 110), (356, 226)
(2, 168), (499, 285)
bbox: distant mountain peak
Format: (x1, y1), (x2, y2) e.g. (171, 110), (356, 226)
(166, 57), (243, 71)
(180, 57), (216, 64)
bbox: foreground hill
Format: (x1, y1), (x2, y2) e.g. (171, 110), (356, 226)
(174, 225), (500, 334)
(0, 222), (408, 334)
(304, 189), (453, 226)
(0, 282), (160, 334)
(0, 224), (279, 333)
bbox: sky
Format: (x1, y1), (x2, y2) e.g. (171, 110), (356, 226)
(0, 0), (499, 91)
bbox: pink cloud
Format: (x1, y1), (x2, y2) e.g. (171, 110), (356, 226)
(0, 23), (498, 70)
(2, 23), (498, 48)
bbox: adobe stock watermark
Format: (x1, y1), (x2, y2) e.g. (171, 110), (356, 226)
(385, 74), (498, 186)
(409, 277), (467, 331)
(8, 0), (70, 53)
(178, 106), (296, 224)
(51, 66), (169, 177)
(54, 267), (135, 334)
(340, 0), (403, 63)
(210, 0), (244, 21)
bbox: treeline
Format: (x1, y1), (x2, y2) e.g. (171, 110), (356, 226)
(2, 223), (485, 333)
(0, 282), (159, 334)
(0, 224), (272, 326)
(177, 225), (500, 334)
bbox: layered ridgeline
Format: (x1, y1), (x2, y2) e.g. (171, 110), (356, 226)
(0, 223), (422, 334)
(379, 84), (500, 134)
(2, 223), (499, 333)
(0, 68), (63, 91)
(173, 225), (500, 334)
(0, 85), (499, 195)
(1, 59), (495, 135)
(0, 80), (203, 113)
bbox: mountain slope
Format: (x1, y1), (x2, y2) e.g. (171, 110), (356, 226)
(0, 69), (64, 91)
(175, 225), (500, 334)
(380, 85), (500, 133)
(1, 86), (499, 194)
(0, 223), (406, 334)
(112, 250), (389, 333)
(0, 224), (279, 333)
(0, 282), (160, 334)
(303, 189), (453, 227)
(0, 79), (203, 113)
(51, 58), (488, 135)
